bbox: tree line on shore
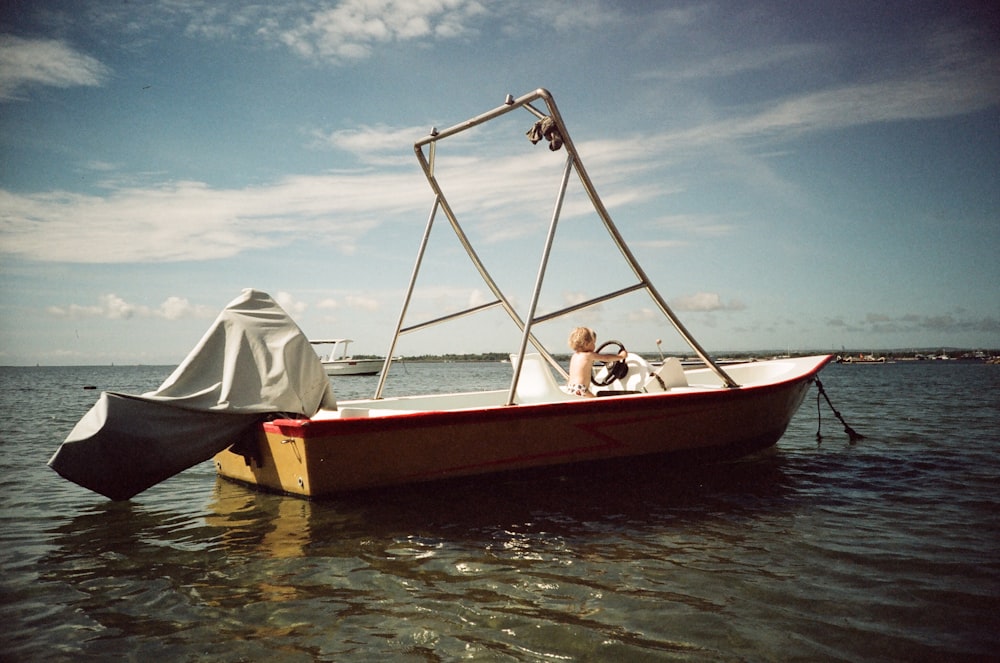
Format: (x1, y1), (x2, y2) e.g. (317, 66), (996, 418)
(355, 348), (998, 363)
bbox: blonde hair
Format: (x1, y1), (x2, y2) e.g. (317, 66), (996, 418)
(568, 327), (596, 352)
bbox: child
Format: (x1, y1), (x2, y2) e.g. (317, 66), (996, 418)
(565, 327), (627, 397)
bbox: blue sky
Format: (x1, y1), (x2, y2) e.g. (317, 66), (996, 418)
(2, 0), (998, 366)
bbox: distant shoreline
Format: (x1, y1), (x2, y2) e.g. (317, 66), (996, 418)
(386, 348), (999, 364)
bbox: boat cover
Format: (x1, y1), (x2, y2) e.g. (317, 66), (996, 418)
(48, 289), (337, 501)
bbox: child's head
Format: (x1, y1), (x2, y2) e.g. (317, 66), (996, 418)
(568, 327), (596, 352)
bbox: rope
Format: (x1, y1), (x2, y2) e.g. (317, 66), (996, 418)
(814, 377), (864, 443)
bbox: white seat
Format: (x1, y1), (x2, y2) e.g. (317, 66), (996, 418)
(643, 357), (688, 392)
(510, 353), (578, 404)
(620, 354), (652, 391)
(592, 352), (654, 392)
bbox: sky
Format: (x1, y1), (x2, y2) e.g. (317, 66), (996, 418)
(1, 0), (998, 366)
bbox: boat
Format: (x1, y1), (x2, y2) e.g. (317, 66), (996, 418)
(310, 339), (383, 376)
(49, 88), (832, 502)
(836, 353), (887, 364)
(212, 88), (833, 498)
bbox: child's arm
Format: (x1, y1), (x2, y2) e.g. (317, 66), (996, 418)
(590, 350), (627, 363)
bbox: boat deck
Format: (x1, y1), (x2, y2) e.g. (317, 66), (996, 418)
(309, 356), (812, 421)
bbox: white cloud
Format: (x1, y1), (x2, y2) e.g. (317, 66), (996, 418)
(626, 308), (659, 323)
(292, 292), (379, 316)
(47, 294), (213, 320)
(316, 298), (340, 309)
(638, 43), (825, 82)
(82, 160), (119, 172)
(634, 239), (687, 250)
(670, 292), (745, 313)
(5, 17), (996, 268)
(0, 34), (109, 101)
(158, 296), (211, 320)
(561, 291), (591, 307)
(345, 295), (379, 311)
(518, 0), (622, 33)
(0, 173), (423, 263)
(650, 31), (1000, 152)
(275, 0), (487, 64)
(275, 291), (308, 315)
(468, 289), (492, 308)
(311, 123), (431, 166)
(646, 214), (737, 240)
(0, 130), (657, 264)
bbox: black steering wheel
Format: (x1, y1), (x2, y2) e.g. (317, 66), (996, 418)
(591, 340), (628, 386)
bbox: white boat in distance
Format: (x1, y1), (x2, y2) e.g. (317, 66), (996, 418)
(310, 339), (383, 376)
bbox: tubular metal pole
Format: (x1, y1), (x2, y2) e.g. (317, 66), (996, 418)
(413, 131), (563, 373)
(386, 88), (738, 401)
(414, 89), (548, 147)
(535, 90), (739, 388)
(508, 153), (574, 405)
(374, 198), (439, 400)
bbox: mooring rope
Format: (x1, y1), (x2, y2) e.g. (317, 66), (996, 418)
(814, 377), (864, 443)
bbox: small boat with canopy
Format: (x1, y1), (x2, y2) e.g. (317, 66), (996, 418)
(50, 88), (832, 501)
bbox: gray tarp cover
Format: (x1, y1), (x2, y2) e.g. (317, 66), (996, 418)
(48, 289), (337, 501)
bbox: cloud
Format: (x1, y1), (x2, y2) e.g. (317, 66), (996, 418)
(639, 43), (825, 82)
(82, 160), (119, 172)
(670, 292), (745, 312)
(0, 128), (657, 264)
(311, 123), (431, 166)
(0, 173), (423, 263)
(0, 34), (109, 101)
(345, 295), (379, 311)
(275, 291), (308, 315)
(646, 26), (1000, 152)
(47, 294), (213, 320)
(626, 308), (659, 323)
(6, 13), (996, 269)
(274, 0), (487, 64)
(468, 289), (492, 308)
(516, 0), (623, 33)
(646, 214), (737, 240)
(159, 296), (207, 320)
(311, 294), (380, 313)
(827, 312), (1000, 337)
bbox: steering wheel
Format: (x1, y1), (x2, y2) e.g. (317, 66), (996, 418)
(591, 340), (629, 386)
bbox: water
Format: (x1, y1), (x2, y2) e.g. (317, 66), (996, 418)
(1, 361), (997, 661)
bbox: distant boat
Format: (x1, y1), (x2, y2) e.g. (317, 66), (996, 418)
(836, 353), (887, 364)
(311, 339), (383, 376)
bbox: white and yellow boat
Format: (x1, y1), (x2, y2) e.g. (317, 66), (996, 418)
(51, 88), (831, 501)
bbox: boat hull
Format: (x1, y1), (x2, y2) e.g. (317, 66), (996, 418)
(322, 359), (383, 376)
(214, 355), (831, 498)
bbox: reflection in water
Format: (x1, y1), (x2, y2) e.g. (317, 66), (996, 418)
(38, 452), (796, 659)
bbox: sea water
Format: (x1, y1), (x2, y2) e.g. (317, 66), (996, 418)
(0, 361), (997, 661)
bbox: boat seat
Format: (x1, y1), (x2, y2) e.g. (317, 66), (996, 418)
(510, 353), (578, 404)
(643, 357), (688, 392)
